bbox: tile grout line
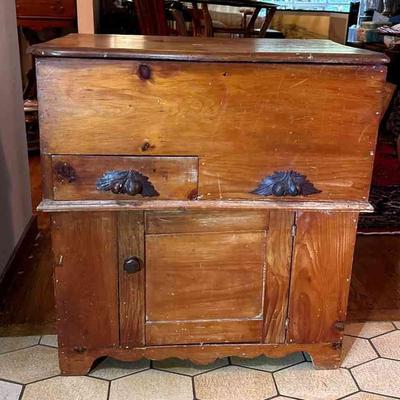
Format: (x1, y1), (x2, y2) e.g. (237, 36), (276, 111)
(191, 375), (197, 400)
(106, 380), (111, 400)
(0, 343), (41, 357)
(347, 367), (362, 392)
(17, 384), (25, 400)
(335, 389), (361, 400)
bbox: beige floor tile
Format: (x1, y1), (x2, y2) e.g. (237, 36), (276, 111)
(371, 331), (400, 360)
(345, 322), (395, 339)
(89, 357), (150, 380)
(194, 365), (277, 400)
(393, 321), (400, 329)
(0, 345), (60, 383)
(0, 336), (40, 354)
(154, 357), (228, 376)
(274, 363), (357, 400)
(39, 335), (58, 348)
(109, 369), (193, 400)
(344, 392), (396, 399)
(272, 398), (297, 400)
(352, 358), (400, 398)
(231, 353), (304, 372)
(0, 379), (23, 400)
(22, 376), (108, 400)
(341, 336), (378, 368)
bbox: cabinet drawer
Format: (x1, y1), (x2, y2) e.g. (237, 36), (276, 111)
(51, 155), (198, 200)
(16, 0), (76, 18)
(38, 59), (384, 201)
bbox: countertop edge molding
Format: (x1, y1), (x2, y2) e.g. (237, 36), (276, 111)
(28, 34), (390, 65)
(37, 199), (374, 213)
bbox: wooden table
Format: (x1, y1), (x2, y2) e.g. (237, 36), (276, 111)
(31, 34), (388, 375)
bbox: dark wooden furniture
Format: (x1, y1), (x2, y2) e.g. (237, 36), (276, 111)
(134, 0), (277, 37)
(16, 0), (76, 30)
(30, 34), (388, 375)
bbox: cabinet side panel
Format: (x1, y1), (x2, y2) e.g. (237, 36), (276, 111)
(52, 212), (119, 350)
(287, 212), (358, 344)
(263, 211), (295, 343)
(118, 211), (145, 347)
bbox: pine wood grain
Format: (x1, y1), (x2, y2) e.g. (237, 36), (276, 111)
(51, 155), (198, 200)
(146, 320), (263, 345)
(118, 212), (145, 347)
(38, 199), (374, 212)
(146, 231), (266, 321)
(287, 212), (359, 344)
(51, 212), (119, 351)
(30, 34), (388, 64)
(146, 210), (269, 234)
(58, 342), (341, 374)
(263, 211), (294, 343)
(37, 59), (384, 201)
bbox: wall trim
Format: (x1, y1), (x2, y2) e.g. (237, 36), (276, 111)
(0, 216), (38, 285)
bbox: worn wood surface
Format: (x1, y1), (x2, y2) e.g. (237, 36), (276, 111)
(38, 199), (374, 212)
(58, 342), (341, 374)
(51, 155), (198, 200)
(118, 212), (145, 347)
(263, 211), (294, 343)
(146, 210), (269, 233)
(16, 0), (76, 18)
(41, 154), (53, 200)
(51, 212), (119, 351)
(37, 59), (384, 201)
(146, 231), (266, 321)
(146, 320), (263, 345)
(30, 34), (388, 64)
(287, 212), (359, 344)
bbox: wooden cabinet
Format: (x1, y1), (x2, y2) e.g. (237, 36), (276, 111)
(31, 34), (388, 374)
(16, 0), (76, 30)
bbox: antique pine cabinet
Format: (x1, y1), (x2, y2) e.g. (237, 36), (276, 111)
(30, 34), (388, 374)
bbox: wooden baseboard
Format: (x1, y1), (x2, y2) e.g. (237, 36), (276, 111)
(0, 216), (37, 286)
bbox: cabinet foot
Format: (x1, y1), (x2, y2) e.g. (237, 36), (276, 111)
(307, 347), (341, 370)
(59, 351), (97, 375)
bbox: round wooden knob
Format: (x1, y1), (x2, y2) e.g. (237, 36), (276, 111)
(138, 64), (151, 80)
(123, 256), (141, 274)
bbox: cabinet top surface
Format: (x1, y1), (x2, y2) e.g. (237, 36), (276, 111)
(30, 34), (388, 65)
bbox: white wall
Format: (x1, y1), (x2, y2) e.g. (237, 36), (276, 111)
(0, 0), (32, 276)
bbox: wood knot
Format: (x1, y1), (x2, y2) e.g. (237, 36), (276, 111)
(332, 341), (342, 350)
(73, 346), (87, 354)
(140, 141), (155, 152)
(54, 161), (76, 183)
(138, 64), (151, 80)
(188, 189), (199, 200)
(334, 321), (345, 332)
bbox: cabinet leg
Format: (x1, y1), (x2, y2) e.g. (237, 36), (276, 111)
(59, 351), (96, 375)
(307, 346), (342, 370)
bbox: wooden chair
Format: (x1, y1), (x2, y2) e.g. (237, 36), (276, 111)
(134, 0), (277, 38)
(134, 0), (169, 35)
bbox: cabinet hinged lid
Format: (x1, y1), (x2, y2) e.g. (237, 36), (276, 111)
(29, 34), (389, 65)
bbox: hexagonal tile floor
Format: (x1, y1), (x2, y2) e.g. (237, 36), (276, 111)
(0, 321), (398, 400)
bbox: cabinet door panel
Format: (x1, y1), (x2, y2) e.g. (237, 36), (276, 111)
(52, 212), (119, 351)
(147, 320), (263, 345)
(118, 211), (145, 347)
(146, 231), (266, 322)
(287, 212), (358, 344)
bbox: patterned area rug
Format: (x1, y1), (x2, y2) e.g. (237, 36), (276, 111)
(358, 139), (400, 233)
(358, 185), (400, 232)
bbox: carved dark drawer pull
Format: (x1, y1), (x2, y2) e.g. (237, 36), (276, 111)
(96, 170), (159, 197)
(123, 256), (141, 274)
(252, 170), (320, 197)
(138, 64), (151, 80)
